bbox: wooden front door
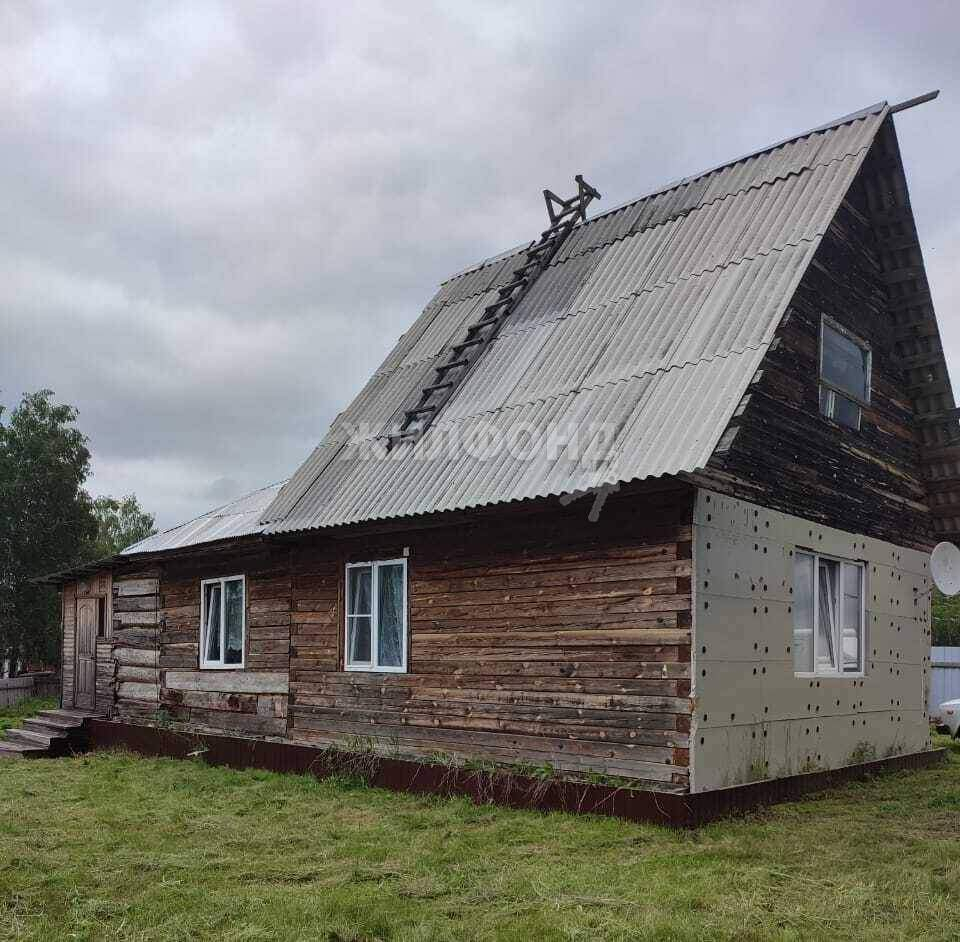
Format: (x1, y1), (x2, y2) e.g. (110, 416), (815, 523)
(75, 598), (97, 710)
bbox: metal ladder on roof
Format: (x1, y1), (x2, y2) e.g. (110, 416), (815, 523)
(386, 174), (601, 450)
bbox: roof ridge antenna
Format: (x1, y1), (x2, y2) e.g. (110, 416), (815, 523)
(386, 174), (601, 450)
(889, 89), (940, 114)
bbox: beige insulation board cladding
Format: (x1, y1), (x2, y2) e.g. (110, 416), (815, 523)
(691, 488), (932, 793)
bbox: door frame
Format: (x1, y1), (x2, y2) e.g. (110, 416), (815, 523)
(74, 596), (98, 710)
(73, 572), (111, 711)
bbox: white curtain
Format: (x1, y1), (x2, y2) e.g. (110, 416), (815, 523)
(377, 564), (404, 668)
(816, 560), (838, 670)
(204, 583), (221, 662)
(840, 563), (862, 672)
(347, 567), (372, 664)
(224, 579), (244, 665)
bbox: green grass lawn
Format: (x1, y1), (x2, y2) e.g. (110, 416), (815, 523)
(0, 738), (958, 941)
(0, 697), (57, 736)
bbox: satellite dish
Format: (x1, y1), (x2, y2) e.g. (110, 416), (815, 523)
(931, 542), (960, 596)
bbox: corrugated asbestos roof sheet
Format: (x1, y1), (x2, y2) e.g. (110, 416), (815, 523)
(35, 482), (287, 583)
(122, 482), (285, 555)
(262, 103), (889, 534)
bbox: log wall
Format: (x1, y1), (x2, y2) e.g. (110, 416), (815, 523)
(157, 545), (291, 737)
(288, 484), (694, 789)
(58, 485), (694, 788)
(112, 574), (160, 721)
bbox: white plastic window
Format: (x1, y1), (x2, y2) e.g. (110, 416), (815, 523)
(200, 575), (245, 669)
(793, 552), (864, 675)
(345, 559), (407, 672)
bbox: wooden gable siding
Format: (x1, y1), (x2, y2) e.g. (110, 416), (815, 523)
(703, 160), (932, 550)
(157, 545), (292, 736)
(288, 483), (694, 789)
(861, 118), (960, 544)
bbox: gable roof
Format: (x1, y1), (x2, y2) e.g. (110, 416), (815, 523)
(262, 102), (893, 535)
(261, 104), (894, 534)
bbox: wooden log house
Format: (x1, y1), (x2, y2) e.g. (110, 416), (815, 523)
(44, 98), (959, 797)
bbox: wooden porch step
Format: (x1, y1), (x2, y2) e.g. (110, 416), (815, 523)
(32, 710), (97, 730)
(0, 739), (47, 758)
(42, 708), (99, 721)
(0, 709), (97, 759)
(3, 727), (60, 748)
(23, 716), (79, 735)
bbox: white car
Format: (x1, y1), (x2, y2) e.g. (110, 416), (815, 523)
(940, 699), (960, 738)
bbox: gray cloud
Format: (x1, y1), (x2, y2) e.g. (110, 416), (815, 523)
(2, 0), (958, 528)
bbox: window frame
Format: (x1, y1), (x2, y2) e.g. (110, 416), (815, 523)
(199, 574), (246, 670)
(96, 597), (108, 639)
(344, 558), (408, 674)
(793, 550), (866, 678)
(818, 315), (872, 430)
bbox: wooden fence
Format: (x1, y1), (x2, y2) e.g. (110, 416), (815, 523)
(0, 672), (60, 708)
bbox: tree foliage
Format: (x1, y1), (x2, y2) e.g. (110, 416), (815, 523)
(0, 390), (158, 672)
(0, 390), (97, 668)
(90, 494), (156, 559)
(932, 589), (960, 647)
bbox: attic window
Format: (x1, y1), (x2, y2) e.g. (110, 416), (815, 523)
(819, 317), (871, 430)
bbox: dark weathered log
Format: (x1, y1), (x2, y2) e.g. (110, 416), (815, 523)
(111, 627), (158, 646)
(161, 689), (259, 713)
(186, 709), (287, 737)
(113, 595), (159, 613)
(113, 578), (160, 597)
(115, 647), (159, 667)
(117, 681), (160, 702)
(165, 670), (289, 694)
(113, 610), (158, 626)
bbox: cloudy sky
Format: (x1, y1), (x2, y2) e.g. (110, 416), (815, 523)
(2, 1), (958, 530)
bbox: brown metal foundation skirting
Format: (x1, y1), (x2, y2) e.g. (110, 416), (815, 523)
(85, 720), (946, 827)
